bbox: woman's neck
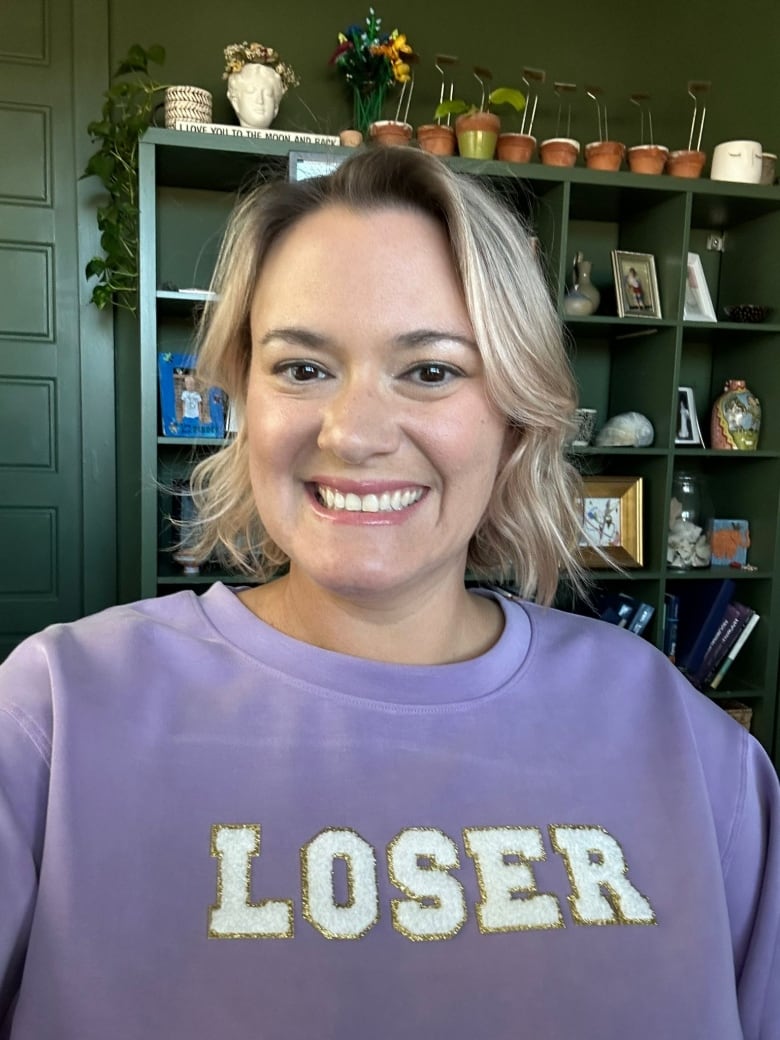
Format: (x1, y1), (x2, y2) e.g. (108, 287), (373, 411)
(237, 571), (504, 666)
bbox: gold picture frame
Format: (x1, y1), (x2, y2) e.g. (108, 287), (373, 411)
(579, 476), (644, 567)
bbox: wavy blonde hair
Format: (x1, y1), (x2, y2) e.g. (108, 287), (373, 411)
(188, 146), (586, 605)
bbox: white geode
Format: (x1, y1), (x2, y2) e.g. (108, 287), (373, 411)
(594, 412), (654, 447)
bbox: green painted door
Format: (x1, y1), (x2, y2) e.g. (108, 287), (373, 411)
(0, 0), (115, 658)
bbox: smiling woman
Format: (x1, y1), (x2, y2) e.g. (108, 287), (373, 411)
(0, 148), (777, 1039)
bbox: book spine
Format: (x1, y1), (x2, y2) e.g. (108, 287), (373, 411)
(628, 603), (654, 636)
(694, 604), (745, 688)
(663, 595), (679, 662)
(708, 613), (760, 690)
(698, 604), (752, 687)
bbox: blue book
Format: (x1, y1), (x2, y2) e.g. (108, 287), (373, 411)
(663, 593), (680, 662)
(676, 579), (736, 681)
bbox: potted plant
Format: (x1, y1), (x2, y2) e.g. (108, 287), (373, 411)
(82, 43), (166, 313)
(329, 9), (414, 140)
(416, 55), (458, 156)
(626, 93), (668, 175)
(540, 83), (580, 168)
(583, 87), (625, 172)
(435, 67), (525, 159)
(666, 81), (710, 179)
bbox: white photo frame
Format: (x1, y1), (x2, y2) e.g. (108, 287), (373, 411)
(675, 386), (704, 446)
(684, 252), (717, 322)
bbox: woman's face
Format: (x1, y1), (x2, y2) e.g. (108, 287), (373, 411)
(244, 203), (508, 604)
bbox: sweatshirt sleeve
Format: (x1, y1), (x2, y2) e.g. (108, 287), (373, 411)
(723, 731), (780, 1039)
(0, 638), (53, 1025)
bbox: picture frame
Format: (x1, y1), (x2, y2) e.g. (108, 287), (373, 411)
(683, 252), (717, 322)
(579, 476), (644, 568)
(288, 150), (346, 182)
(675, 386), (704, 446)
(611, 250), (662, 319)
(157, 352), (226, 439)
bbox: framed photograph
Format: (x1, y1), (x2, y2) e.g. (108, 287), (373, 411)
(579, 476), (644, 568)
(683, 252), (717, 322)
(611, 250), (662, 319)
(675, 386), (704, 446)
(288, 150), (346, 182)
(157, 352), (226, 439)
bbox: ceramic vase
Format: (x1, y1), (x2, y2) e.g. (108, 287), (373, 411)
(710, 379), (761, 450)
(416, 124), (456, 156)
(563, 290), (594, 317)
(574, 257), (600, 313)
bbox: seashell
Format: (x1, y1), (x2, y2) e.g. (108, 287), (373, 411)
(594, 412), (654, 447)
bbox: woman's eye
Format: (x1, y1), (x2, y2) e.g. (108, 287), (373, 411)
(277, 362), (327, 382)
(406, 363), (460, 384)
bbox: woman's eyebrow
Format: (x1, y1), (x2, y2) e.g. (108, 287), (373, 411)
(257, 327), (479, 351)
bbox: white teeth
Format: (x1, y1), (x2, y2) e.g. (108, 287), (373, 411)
(317, 485), (423, 513)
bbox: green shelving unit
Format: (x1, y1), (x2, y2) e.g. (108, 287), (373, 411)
(130, 127), (780, 766)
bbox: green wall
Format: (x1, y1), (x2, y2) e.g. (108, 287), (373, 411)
(109, 0), (780, 160)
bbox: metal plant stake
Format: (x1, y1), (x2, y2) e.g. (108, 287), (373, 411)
(553, 82), (577, 137)
(687, 80), (711, 151)
(520, 66), (545, 136)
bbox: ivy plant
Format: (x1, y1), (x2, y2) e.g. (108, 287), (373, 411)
(82, 43), (167, 313)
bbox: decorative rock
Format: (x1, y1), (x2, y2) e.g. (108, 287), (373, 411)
(594, 412), (654, 447)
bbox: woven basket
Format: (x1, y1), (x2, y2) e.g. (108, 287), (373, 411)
(165, 86), (212, 127)
(721, 700), (753, 731)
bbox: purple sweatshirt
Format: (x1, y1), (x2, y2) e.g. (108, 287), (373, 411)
(0, 583), (778, 1038)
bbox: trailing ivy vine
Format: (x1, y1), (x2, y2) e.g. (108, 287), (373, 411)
(82, 44), (166, 313)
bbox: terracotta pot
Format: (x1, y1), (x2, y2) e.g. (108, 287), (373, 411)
(339, 129), (363, 148)
(666, 149), (706, 179)
(496, 133), (536, 164)
(585, 140), (625, 172)
(416, 124), (456, 156)
(369, 120), (413, 147)
(455, 111), (500, 159)
(539, 137), (580, 167)
(627, 144), (669, 175)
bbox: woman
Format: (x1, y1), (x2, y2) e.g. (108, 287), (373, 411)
(0, 147), (777, 1039)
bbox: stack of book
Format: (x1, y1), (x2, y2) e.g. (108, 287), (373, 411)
(668, 579), (760, 691)
(597, 592), (655, 637)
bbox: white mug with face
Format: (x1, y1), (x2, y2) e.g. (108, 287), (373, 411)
(227, 63), (284, 129)
(710, 140), (763, 183)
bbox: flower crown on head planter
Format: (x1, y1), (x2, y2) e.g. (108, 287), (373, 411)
(222, 41), (299, 91)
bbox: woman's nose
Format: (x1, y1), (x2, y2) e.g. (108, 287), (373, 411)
(317, 379), (401, 464)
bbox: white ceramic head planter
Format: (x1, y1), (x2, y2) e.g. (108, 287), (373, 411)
(710, 140), (763, 183)
(227, 63), (285, 129)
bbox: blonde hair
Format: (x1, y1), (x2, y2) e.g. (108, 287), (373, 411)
(188, 146), (586, 605)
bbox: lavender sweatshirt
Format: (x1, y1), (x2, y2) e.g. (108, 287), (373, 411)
(0, 583), (777, 1038)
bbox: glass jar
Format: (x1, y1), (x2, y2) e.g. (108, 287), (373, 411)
(667, 471), (712, 569)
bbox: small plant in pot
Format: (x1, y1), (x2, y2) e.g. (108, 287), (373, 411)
(435, 67), (525, 160)
(627, 93), (668, 175)
(416, 54), (458, 156)
(495, 65), (544, 164)
(583, 87), (625, 172)
(540, 82), (580, 167)
(666, 80), (710, 179)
